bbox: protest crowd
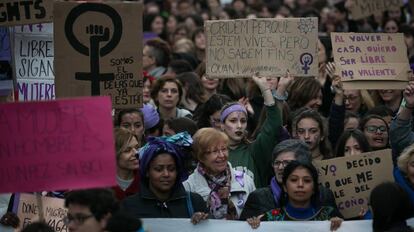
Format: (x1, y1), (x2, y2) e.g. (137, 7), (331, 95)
(2, 0), (414, 231)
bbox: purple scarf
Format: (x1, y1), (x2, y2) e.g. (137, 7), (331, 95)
(270, 177), (282, 207)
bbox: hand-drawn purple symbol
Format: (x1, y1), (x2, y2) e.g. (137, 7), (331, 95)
(297, 18), (316, 34)
(300, 53), (313, 74)
(330, 165), (337, 176)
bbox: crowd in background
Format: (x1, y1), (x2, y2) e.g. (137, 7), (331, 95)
(2, 0), (414, 231)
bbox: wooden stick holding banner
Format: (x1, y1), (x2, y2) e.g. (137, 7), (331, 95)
(313, 149), (394, 219)
(0, 0), (53, 27)
(205, 17), (318, 78)
(331, 32), (410, 89)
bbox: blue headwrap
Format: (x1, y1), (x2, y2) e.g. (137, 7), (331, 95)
(138, 132), (193, 184)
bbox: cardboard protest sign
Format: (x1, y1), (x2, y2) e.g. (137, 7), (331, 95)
(0, 0), (53, 26)
(14, 23), (54, 101)
(0, 96), (116, 193)
(205, 17), (318, 78)
(14, 193), (67, 232)
(314, 149), (394, 219)
(54, 1), (143, 109)
(331, 33), (409, 89)
(349, 0), (403, 20)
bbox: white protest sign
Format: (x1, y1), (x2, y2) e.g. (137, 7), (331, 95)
(14, 23), (54, 101)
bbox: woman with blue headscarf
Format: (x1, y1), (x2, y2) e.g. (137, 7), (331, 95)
(121, 132), (208, 223)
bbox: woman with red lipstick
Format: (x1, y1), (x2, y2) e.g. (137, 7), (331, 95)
(247, 161), (342, 231)
(184, 128), (255, 219)
(112, 128), (141, 201)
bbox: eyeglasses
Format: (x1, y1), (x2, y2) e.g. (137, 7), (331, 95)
(273, 160), (293, 168)
(364, 125), (387, 133)
(63, 214), (94, 225)
(206, 147), (228, 156)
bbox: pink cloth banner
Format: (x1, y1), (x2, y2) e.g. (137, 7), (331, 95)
(0, 96), (116, 193)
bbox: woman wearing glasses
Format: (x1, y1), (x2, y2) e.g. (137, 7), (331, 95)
(240, 139), (339, 220)
(183, 128), (256, 219)
(360, 115), (389, 151)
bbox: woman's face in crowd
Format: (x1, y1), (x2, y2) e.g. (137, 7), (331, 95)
(384, 20), (398, 33)
(344, 136), (362, 156)
(344, 90), (362, 113)
(305, 90), (322, 111)
(120, 112), (144, 140)
(201, 75), (219, 91)
(296, 118), (322, 152)
(148, 153), (177, 194)
(162, 123), (176, 137)
(378, 90), (401, 103)
(283, 167), (314, 206)
(273, 151), (296, 183)
(363, 118), (388, 150)
(222, 111), (247, 144)
(66, 204), (105, 232)
(118, 136), (139, 171)
(344, 117), (359, 130)
(151, 16), (164, 35)
(166, 15), (177, 33)
(209, 110), (222, 129)
(143, 79), (152, 104)
(194, 32), (206, 50)
(157, 81), (180, 109)
(201, 141), (228, 176)
(407, 155), (414, 185)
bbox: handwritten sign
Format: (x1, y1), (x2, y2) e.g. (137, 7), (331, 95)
(0, 0), (53, 26)
(331, 33), (409, 89)
(205, 17), (318, 78)
(14, 193), (67, 232)
(349, 0), (404, 20)
(0, 96), (116, 193)
(14, 23), (55, 101)
(54, 1), (143, 109)
(314, 149), (394, 219)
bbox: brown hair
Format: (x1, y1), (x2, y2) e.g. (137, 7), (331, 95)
(150, 76), (183, 106)
(288, 77), (322, 112)
(114, 127), (139, 160)
(192, 128), (229, 161)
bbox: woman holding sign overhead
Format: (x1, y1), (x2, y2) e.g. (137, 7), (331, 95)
(219, 72), (292, 188)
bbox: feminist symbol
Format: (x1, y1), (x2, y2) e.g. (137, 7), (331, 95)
(300, 53), (313, 75)
(65, 3), (122, 95)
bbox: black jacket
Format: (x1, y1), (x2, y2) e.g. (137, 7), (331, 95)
(121, 183), (207, 218)
(239, 186), (341, 220)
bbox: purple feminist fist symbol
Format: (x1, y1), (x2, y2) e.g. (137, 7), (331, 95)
(300, 53), (313, 75)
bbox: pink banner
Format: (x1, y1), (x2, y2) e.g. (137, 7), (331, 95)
(0, 96), (116, 193)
